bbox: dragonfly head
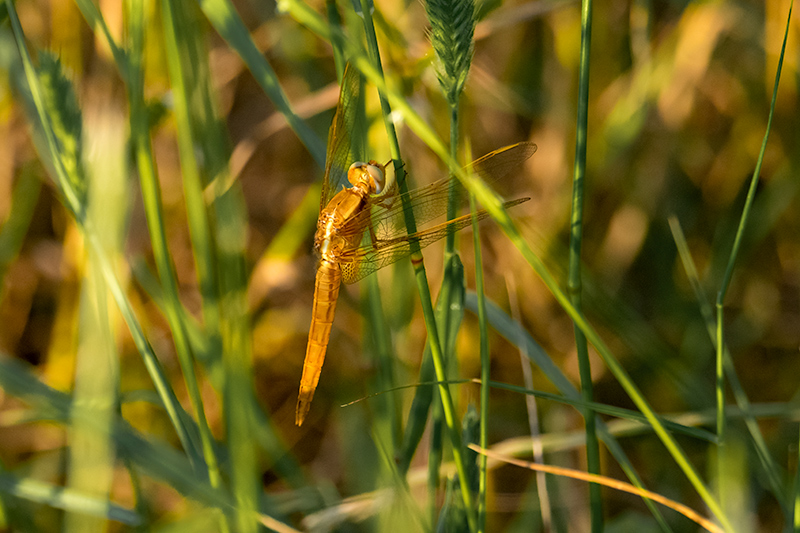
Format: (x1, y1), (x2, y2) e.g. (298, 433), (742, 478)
(347, 160), (393, 197)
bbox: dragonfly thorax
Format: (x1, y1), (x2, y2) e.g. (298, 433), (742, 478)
(313, 192), (365, 264)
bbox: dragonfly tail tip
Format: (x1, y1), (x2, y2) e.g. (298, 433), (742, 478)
(296, 398), (310, 426)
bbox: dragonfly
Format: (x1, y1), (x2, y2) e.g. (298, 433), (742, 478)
(296, 64), (537, 426)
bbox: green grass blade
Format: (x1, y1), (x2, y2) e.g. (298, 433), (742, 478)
(364, 275), (401, 450)
(568, 0), (603, 528)
(468, 162), (492, 533)
(326, 0), (345, 79)
(6, 0), (200, 468)
(711, 0), (793, 518)
(0, 357), (229, 510)
(470, 294), (674, 530)
(215, 183), (260, 533)
(126, 0), (224, 493)
(669, 217), (788, 516)
(715, 2), (792, 305)
(397, 258), (464, 477)
(196, 0), (326, 168)
(64, 93), (128, 533)
(0, 473), (140, 526)
(161, 0), (223, 326)
(483, 381), (714, 443)
(356, 0), (477, 528)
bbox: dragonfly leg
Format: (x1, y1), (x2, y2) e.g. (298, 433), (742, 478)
(368, 220), (378, 248)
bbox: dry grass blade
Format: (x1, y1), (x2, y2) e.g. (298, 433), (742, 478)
(469, 444), (724, 533)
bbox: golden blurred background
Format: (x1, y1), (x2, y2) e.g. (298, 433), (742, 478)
(0, 0), (798, 530)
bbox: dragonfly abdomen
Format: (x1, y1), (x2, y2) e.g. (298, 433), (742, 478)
(296, 260), (342, 426)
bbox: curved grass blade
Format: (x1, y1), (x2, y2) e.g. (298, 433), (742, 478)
(6, 0), (202, 469)
(197, 0), (325, 169)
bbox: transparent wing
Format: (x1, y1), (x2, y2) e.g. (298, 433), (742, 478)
(320, 64), (363, 211)
(347, 142), (536, 241)
(339, 198), (529, 283)
(334, 142), (537, 284)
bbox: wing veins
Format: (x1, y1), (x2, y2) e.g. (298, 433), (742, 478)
(339, 198), (529, 283)
(320, 65), (362, 210)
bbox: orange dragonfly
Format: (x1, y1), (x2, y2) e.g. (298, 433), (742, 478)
(296, 64), (536, 425)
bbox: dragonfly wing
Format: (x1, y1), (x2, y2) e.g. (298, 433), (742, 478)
(469, 142), (537, 185)
(320, 64), (364, 210)
(338, 142), (538, 244)
(339, 197), (529, 284)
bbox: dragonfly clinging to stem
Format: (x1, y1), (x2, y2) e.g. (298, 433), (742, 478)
(296, 64), (536, 426)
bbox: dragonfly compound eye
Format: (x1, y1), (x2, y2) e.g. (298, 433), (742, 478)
(348, 161), (387, 195)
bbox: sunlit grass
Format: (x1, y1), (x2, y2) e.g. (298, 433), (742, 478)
(0, 0), (797, 531)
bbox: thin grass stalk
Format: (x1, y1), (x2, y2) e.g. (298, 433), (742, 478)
(714, 303), (726, 506)
(713, 0), (792, 510)
(470, 181), (491, 533)
(396, 273), (464, 481)
(282, 3), (731, 527)
(425, 0), (476, 522)
(395, 283), (457, 515)
(425, 0), (475, 375)
(506, 276), (553, 529)
(161, 0), (222, 329)
(470, 294), (672, 530)
(670, 217), (787, 516)
(429, 399), (444, 524)
(569, 0), (603, 528)
(126, 0), (224, 494)
(423, 111), (459, 524)
(6, 0), (200, 467)
(160, 1), (232, 528)
(424, 0), (474, 254)
(365, 277), (402, 446)
(446, 109), (460, 256)
(356, 1), (477, 530)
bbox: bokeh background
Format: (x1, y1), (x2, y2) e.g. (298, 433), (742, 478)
(0, 0), (798, 531)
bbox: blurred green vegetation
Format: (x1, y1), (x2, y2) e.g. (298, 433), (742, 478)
(0, 0), (797, 531)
